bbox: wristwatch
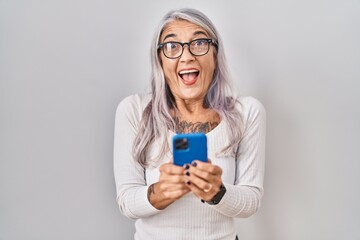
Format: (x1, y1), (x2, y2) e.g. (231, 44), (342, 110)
(206, 184), (227, 205)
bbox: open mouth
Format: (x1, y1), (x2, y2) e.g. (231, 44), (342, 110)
(178, 69), (200, 85)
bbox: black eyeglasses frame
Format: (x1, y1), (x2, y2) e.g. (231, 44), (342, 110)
(157, 38), (218, 59)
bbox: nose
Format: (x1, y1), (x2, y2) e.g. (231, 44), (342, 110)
(180, 44), (195, 62)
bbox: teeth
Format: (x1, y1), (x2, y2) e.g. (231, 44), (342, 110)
(179, 69), (199, 75)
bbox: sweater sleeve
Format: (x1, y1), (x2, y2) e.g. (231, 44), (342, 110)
(113, 95), (161, 219)
(212, 97), (266, 218)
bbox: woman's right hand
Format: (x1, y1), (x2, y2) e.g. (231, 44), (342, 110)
(148, 161), (190, 210)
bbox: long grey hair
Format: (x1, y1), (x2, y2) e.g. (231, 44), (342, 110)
(133, 8), (243, 167)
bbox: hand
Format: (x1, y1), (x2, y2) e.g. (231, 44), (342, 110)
(183, 159), (223, 202)
(148, 161), (190, 210)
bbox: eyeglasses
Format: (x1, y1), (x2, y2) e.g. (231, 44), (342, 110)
(158, 38), (217, 59)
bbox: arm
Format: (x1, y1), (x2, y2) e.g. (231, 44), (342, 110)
(113, 95), (160, 219)
(114, 95), (190, 218)
(213, 97), (266, 218)
(148, 163), (190, 210)
(185, 97), (266, 217)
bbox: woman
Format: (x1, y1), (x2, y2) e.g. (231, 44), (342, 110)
(114, 8), (266, 240)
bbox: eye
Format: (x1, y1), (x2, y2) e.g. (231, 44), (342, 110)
(165, 42), (180, 50)
(194, 39), (208, 47)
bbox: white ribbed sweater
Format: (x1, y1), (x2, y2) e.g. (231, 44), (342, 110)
(114, 94), (266, 240)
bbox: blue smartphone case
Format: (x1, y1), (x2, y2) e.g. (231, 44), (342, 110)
(172, 133), (208, 166)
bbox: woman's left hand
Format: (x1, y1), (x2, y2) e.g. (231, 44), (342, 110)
(184, 159), (223, 202)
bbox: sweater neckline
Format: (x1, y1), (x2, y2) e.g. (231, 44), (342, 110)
(169, 118), (225, 137)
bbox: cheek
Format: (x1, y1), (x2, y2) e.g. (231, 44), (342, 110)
(203, 61), (216, 83)
(162, 64), (179, 83)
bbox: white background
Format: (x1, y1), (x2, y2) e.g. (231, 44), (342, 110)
(1, 0), (359, 239)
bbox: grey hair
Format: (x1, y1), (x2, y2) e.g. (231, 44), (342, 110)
(133, 8), (243, 167)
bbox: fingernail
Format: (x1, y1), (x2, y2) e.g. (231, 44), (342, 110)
(186, 181), (191, 185)
(191, 161), (197, 167)
(201, 199), (205, 203)
(185, 171), (190, 176)
(184, 164), (190, 170)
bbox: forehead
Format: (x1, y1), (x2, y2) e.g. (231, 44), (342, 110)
(160, 20), (208, 41)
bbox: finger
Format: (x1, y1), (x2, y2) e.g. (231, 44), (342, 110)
(159, 173), (188, 184)
(187, 167), (215, 183)
(160, 162), (188, 175)
(191, 160), (222, 176)
(158, 181), (191, 199)
(184, 180), (219, 201)
(162, 188), (191, 199)
(187, 163), (221, 183)
(158, 181), (189, 192)
(184, 171), (217, 191)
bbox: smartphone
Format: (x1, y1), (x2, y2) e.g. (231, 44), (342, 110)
(172, 133), (208, 166)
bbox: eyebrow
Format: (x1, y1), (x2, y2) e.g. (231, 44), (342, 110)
(162, 30), (209, 42)
(193, 30), (208, 37)
(163, 33), (176, 41)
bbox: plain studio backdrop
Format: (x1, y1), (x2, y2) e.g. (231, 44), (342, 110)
(1, 0), (359, 239)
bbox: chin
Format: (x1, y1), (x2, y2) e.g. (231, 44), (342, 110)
(179, 89), (204, 101)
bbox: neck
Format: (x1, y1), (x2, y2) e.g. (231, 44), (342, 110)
(172, 97), (220, 134)
(174, 98), (206, 116)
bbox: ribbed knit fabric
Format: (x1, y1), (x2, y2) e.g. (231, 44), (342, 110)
(114, 94), (266, 240)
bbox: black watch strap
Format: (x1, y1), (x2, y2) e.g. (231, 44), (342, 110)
(206, 184), (226, 205)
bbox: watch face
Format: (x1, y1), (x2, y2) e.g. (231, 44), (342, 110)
(207, 184), (226, 205)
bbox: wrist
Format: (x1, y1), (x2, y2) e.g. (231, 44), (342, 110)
(147, 183), (156, 202)
(147, 182), (175, 210)
(206, 184), (226, 205)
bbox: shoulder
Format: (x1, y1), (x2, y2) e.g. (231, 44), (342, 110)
(236, 96), (266, 125)
(116, 93), (151, 112)
(115, 93), (151, 122)
(237, 96), (266, 114)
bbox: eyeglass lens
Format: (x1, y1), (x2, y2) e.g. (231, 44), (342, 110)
(162, 39), (211, 59)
